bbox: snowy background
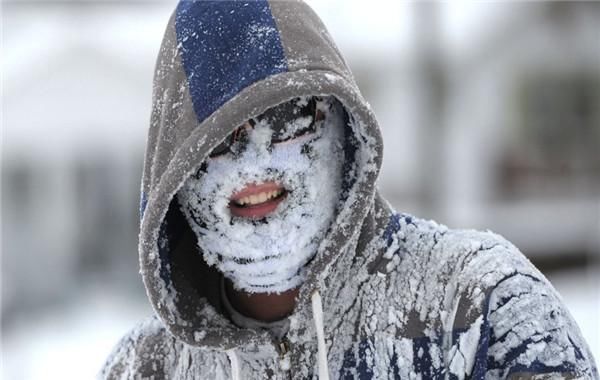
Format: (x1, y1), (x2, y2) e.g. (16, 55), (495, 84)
(2, 1), (599, 379)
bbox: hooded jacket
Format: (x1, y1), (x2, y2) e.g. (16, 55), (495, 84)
(100, 1), (598, 379)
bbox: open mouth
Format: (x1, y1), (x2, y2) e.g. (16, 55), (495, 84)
(229, 182), (287, 218)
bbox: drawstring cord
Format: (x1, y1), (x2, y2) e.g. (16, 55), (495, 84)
(311, 291), (330, 380)
(227, 349), (241, 380)
(227, 291), (329, 379)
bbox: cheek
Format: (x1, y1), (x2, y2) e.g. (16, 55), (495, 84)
(306, 135), (338, 163)
(201, 156), (244, 185)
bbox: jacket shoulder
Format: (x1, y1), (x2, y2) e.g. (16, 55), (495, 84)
(380, 213), (542, 296)
(433, 227), (598, 378)
(99, 315), (180, 380)
(381, 215), (597, 377)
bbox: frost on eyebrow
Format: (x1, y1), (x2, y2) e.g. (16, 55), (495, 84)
(275, 116), (313, 142)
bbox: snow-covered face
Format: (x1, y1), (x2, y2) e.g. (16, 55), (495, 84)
(178, 97), (345, 293)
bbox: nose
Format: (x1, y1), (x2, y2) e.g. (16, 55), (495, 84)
(243, 120), (275, 154)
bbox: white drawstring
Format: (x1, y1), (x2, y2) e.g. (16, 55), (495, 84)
(227, 349), (241, 380)
(311, 291), (330, 380)
(228, 293), (329, 379)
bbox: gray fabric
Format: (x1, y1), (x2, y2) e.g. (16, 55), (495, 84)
(100, 1), (597, 379)
(268, 0), (352, 78)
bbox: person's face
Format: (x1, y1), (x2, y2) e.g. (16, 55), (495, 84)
(216, 119), (324, 219)
(197, 97), (330, 221)
(177, 96), (346, 292)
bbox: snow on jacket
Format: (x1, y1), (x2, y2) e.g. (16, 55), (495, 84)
(100, 1), (598, 379)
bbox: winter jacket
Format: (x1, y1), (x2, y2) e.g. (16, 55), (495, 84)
(100, 0), (598, 379)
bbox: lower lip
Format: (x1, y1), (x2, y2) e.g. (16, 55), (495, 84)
(229, 194), (287, 218)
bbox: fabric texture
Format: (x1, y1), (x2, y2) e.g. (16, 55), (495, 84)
(100, 0), (598, 379)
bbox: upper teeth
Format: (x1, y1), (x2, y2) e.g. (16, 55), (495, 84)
(235, 190), (283, 206)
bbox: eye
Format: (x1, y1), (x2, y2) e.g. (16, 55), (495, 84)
(231, 123), (250, 142)
(209, 140), (232, 158)
(270, 97), (321, 143)
(208, 121), (254, 158)
(271, 121), (318, 144)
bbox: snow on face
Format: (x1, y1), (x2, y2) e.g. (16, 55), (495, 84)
(178, 97), (345, 293)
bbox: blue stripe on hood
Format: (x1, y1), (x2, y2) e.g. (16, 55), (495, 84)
(175, 0), (288, 124)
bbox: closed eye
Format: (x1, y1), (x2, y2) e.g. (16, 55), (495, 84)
(271, 122), (319, 144)
(271, 108), (324, 144)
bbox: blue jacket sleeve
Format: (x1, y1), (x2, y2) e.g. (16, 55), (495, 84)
(472, 272), (598, 379)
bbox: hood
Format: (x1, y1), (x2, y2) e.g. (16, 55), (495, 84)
(139, 0), (384, 349)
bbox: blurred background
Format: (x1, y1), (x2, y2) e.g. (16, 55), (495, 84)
(2, 1), (599, 378)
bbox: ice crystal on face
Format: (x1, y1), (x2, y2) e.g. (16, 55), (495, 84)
(177, 97), (346, 293)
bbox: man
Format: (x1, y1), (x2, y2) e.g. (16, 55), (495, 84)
(101, 1), (597, 379)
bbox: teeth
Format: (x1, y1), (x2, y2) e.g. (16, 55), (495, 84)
(235, 189), (283, 206)
(258, 193), (268, 203)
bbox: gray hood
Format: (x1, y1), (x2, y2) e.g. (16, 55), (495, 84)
(139, 0), (385, 351)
